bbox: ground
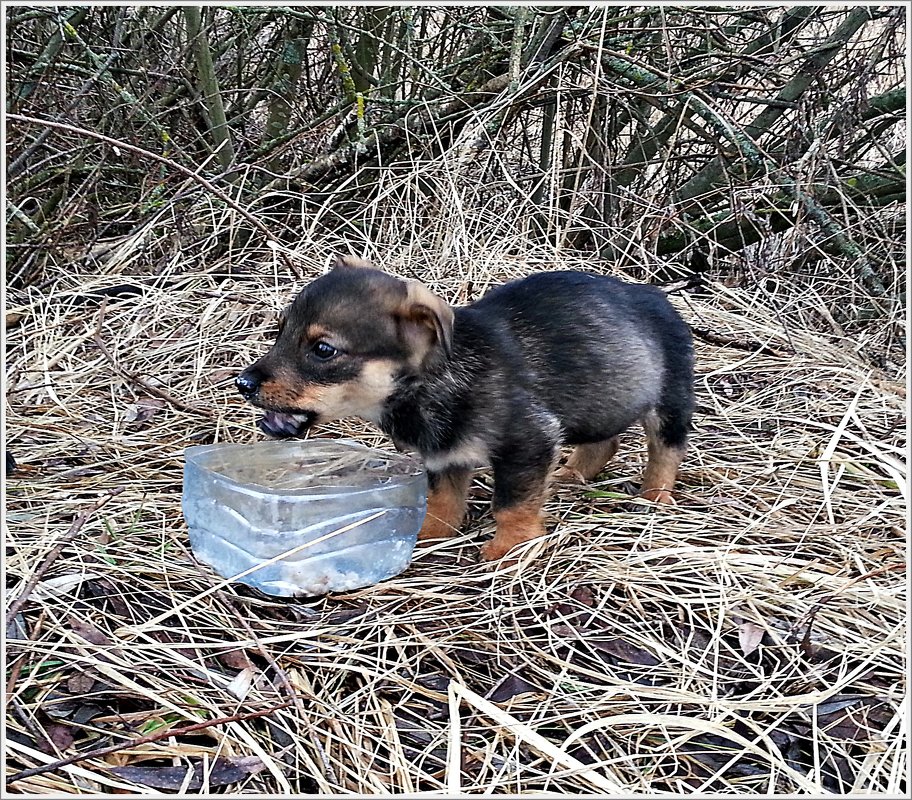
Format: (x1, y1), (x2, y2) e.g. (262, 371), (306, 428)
(4, 245), (906, 794)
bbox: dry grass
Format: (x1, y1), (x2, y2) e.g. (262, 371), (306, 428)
(4, 159), (907, 795)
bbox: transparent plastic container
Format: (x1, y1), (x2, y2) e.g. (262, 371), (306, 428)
(182, 439), (427, 597)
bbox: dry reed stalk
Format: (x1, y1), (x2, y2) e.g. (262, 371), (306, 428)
(4, 151), (905, 794)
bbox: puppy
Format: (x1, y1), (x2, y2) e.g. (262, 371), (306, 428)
(236, 255), (694, 560)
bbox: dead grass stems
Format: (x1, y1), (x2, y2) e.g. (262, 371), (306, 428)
(4, 147), (907, 795)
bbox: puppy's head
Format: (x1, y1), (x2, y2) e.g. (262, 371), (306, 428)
(236, 255), (453, 438)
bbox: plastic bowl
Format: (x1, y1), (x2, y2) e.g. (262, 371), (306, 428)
(182, 439), (427, 597)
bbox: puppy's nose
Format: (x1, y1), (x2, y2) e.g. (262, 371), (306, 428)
(235, 368), (264, 399)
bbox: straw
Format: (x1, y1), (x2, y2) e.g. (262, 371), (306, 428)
(5, 165), (905, 794)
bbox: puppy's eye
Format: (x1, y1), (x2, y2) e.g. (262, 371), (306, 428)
(311, 341), (338, 361)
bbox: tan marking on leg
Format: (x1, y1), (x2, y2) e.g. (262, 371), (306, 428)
(640, 439), (685, 504)
(556, 437), (620, 482)
(418, 471), (472, 540)
(480, 500), (548, 561)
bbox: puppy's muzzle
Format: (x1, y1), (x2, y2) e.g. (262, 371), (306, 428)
(257, 410), (314, 438)
(235, 366), (315, 438)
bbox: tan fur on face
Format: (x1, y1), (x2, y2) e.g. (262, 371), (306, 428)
(257, 360), (397, 424)
(305, 324), (331, 341)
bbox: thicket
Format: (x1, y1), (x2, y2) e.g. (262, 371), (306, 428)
(6, 5), (907, 361)
(4, 8), (907, 794)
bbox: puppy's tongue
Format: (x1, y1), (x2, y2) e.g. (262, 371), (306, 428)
(257, 411), (314, 438)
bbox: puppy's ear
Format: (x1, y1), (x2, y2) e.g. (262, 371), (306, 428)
(332, 254), (376, 270)
(397, 280), (454, 361)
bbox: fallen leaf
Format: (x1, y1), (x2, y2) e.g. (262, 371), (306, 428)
(44, 722), (75, 753)
(570, 585), (596, 607)
(68, 616), (114, 647)
(81, 578), (131, 617)
(673, 623), (712, 654)
(123, 398), (166, 425)
(6, 311), (26, 328)
(30, 572), (103, 600)
(324, 606), (370, 625)
(217, 648), (254, 672)
(551, 620), (661, 667)
(68, 672), (95, 694)
(488, 672), (540, 703)
(816, 695), (869, 716)
(226, 667), (256, 701)
(550, 622), (578, 640)
(146, 628), (200, 664)
(207, 369), (237, 385)
(72, 703), (106, 725)
(449, 644), (494, 667)
(393, 709), (449, 768)
(110, 756), (266, 790)
(7, 613), (28, 640)
(42, 693), (81, 720)
(798, 621), (817, 659)
(67, 616), (124, 663)
(738, 622), (766, 656)
(416, 673), (450, 694)
(42, 692), (104, 725)
(590, 636), (661, 666)
(817, 695), (895, 741)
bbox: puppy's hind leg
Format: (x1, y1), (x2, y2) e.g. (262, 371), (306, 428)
(556, 437), (620, 483)
(640, 410), (687, 504)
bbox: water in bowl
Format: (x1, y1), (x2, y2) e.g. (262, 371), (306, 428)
(182, 439), (428, 597)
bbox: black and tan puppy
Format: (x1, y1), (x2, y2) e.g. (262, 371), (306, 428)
(236, 256), (694, 561)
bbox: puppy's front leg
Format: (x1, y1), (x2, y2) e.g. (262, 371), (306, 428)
(418, 468), (472, 540)
(481, 426), (560, 561)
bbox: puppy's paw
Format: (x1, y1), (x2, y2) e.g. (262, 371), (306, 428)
(640, 487), (676, 505)
(480, 528), (544, 562)
(553, 465), (586, 484)
(479, 538), (512, 562)
(484, 505), (547, 562)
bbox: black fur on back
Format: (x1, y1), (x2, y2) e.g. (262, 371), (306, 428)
(380, 271), (694, 461)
